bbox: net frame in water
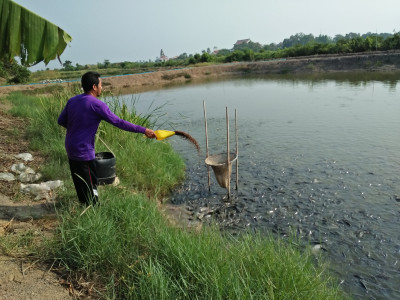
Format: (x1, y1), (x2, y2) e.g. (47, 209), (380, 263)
(203, 100), (238, 199)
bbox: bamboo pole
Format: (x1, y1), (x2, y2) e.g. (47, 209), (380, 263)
(235, 109), (238, 190)
(203, 100), (211, 192)
(226, 107), (230, 199)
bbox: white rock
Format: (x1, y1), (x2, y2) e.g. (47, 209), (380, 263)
(18, 172), (42, 183)
(0, 172), (16, 181)
(20, 183), (51, 194)
(311, 244), (323, 255)
(43, 180), (63, 189)
(20, 180), (63, 201)
(14, 153), (33, 161)
(11, 163), (35, 174)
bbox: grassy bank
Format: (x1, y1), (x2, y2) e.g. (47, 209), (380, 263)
(4, 90), (347, 299)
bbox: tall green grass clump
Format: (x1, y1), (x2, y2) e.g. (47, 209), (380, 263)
(56, 190), (346, 299)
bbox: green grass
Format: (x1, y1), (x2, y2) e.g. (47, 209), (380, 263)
(54, 191), (345, 299)
(4, 90), (347, 299)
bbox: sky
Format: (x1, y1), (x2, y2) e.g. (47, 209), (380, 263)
(14, 0), (400, 71)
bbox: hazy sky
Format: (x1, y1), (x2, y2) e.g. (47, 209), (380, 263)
(14, 0), (400, 71)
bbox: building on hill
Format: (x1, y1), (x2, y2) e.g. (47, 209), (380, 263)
(234, 39), (251, 47)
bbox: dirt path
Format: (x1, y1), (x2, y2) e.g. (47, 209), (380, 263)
(0, 253), (71, 300)
(0, 100), (76, 299)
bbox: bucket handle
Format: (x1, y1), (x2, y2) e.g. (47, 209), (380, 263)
(96, 134), (115, 157)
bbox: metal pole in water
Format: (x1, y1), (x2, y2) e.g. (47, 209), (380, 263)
(226, 107), (230, 199)
(203, 100), (211, 192)
(235, 109), (238, 191)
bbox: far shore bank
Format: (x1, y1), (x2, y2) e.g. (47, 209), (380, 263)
(1, 51), (400, 96)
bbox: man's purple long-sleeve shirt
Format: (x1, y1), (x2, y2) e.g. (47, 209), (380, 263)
(58, 93), (146, 161)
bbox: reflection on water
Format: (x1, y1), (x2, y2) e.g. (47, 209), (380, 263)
(118, 73), (400, 299)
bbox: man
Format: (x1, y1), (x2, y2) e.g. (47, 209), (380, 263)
(58, 71), (155, 205)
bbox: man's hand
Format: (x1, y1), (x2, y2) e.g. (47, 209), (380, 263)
(144, 128), (156, 139)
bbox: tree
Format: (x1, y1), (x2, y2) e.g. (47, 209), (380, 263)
(382, 32), (400, 50)
(263, 43), (280, 51)
(62, 60), (74, 71)
(315, 34), (332, 44)
(215, 49), (231, 56)
(0, 0), (72, 66)
(193, 53), (201, 62)
(348, 37), (366, 52)
(75, 63), (83, 71)
(243, 49), (255, 61)
(188, 57), (196, 64)
(344, 32), (360, 40)
(234, 41), (262, 52)
(200, 52), (211, 62)
(103, 59), (110, 68)
(335, 39), (351, 53)
(282, 33), (314, 48)
(1, 58), (31, 83)
(225, 50), (245, 62)
(177, 53), (188, 60)
(333, 34), (345, 43)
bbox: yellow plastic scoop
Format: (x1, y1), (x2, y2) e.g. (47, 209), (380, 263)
(151, 130), (201, 153)
(154, 130), (176, 141)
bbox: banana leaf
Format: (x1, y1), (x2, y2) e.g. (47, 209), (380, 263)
(0, 0), (72, 66)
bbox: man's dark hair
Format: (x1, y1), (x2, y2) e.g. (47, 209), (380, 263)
(81, 71), (101, 92)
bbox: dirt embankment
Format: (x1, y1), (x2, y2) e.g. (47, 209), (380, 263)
(1, 51), (400, 96)
(100, 51), (400, 93)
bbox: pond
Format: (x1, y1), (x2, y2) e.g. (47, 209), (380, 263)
(118, 73), (400, 299)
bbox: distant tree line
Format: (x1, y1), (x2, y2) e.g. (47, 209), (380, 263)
(78, 31), (400, 72)
(45, 30), (400, 73)
(221, 32), (400, 63)
(2, 31), (400, 84)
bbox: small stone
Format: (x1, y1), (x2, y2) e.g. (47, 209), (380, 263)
(311, 244), (327, 255)
(14, 153), (33, 161)
(19, 172), (42, 183)
(11, 163), (35, 174)
(112, 176), (120, 186)
(0, 172), (16, 181)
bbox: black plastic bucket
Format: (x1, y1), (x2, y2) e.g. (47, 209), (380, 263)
(95, 152), (116, 185)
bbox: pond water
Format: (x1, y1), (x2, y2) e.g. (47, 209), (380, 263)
(118, 73), (400, 299)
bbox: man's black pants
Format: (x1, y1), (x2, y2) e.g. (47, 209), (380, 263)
(68, 159), (98, 206)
